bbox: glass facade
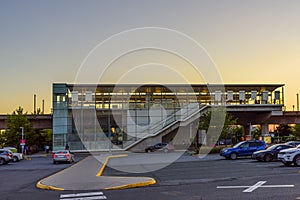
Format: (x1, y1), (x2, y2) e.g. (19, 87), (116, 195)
(52, 83), (284, 151)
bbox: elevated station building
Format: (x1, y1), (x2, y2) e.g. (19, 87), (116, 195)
(52, 83), (284, 151)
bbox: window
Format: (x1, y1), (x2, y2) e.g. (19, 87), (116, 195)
(240, 143), (249, 148)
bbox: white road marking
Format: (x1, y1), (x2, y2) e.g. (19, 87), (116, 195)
(217, 181), (295, 193)
(61, 192), (104, 198)
(243, 181), (266, 192)
(60, 197), (106, 200)
(60, 192), (107, 200)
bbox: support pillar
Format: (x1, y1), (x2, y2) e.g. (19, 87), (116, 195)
(244, 124), (250, 140)
(261, 124), (269, 136)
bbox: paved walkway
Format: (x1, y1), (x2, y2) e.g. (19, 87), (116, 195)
(37, 154), (155, 191)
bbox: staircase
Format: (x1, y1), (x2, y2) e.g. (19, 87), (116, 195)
(124, 104), (209, 150)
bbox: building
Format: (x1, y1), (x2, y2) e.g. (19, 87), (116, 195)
(52, 83), (284, 151)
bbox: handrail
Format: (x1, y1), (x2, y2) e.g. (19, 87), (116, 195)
(124, 104), (209, 150)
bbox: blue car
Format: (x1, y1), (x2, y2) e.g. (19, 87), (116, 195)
(220, 140), (267, 160)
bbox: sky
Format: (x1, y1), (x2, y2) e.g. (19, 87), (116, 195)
(0, 0), (300, 114)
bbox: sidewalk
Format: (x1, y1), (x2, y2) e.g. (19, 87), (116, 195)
(36, 154), (156, 191)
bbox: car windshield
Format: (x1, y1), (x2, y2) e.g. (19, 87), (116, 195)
(267, 145), (279, 150)
(55, 151), (68, 154)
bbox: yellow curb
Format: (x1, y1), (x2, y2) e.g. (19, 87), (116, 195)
(96, 154), (128, 177)
(104, 177), (156, 190)
(36, 156), (91, 191)
(96, 154), (156, 190)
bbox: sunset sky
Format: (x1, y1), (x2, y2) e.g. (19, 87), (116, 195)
(1, 0), (300, 114)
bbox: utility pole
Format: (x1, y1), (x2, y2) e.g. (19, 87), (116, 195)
(42, 99), (44, 114)
(34, 94), (37, 116)
(20, 127), (24, 154)
(297, 93), (299, 112)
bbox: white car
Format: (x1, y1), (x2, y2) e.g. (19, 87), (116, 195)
(3, 147), (24, 162)
(52, 150), (75, 164)
(278, 144), (300, 166)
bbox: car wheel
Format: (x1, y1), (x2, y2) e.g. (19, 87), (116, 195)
(13, 156), (19, 162)
(230, 153), (237, 160)
(0, 158), (4, 165)
(264, 154), (273, 162)
(53, 160), (57, 164)
(293, 155), (300, 166)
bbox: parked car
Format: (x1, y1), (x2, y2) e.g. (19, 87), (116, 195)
(252, 144), (293, 162)
(145, 143), (175, 153)
(52, 150), (75, 164)
(3, 147), (24, 162)
(284, 141), (300, 147)
(278, 144), (300, 166)
(220, 140), (267, 160)
(0, 149), (13, 165)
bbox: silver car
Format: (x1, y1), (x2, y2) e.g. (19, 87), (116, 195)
(52, 150), (75, 164)
(3, 147), (24, 162)
(0, 149), (13, 165)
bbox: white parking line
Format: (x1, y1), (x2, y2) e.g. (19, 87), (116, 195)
(243, 181), (266, 192)
(217, 181), (294, 193)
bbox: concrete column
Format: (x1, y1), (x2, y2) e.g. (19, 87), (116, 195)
(261, 124), (269, 136)
(244, 125), (250, 139)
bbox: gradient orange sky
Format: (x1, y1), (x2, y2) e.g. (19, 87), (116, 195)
(0, 0), (300, 114)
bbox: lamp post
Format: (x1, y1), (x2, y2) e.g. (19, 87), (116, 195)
(20, 127), (24, 154)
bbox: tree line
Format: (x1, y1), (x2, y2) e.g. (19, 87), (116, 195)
(0, 107), (52, 153)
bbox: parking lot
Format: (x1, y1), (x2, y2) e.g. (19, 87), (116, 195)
(1, 152), (300, 200)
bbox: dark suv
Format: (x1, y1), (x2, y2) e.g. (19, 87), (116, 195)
(220, 140), (267, 160)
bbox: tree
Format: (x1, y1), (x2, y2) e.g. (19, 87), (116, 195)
(40, 129), (52, 147)
(3, 107), (34, 150)
(252, 126), (261, 140)
(292, 124), (300, 140)
(198, 111), (238, 145)
(277, 124), (293, 141)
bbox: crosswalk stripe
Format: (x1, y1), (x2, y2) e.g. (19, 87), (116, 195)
(60, 192), (107, 200)
(60, 196), (107, 200)
(60, 192), (104, 198)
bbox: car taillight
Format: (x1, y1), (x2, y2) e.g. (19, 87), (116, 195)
(6, 153), (11, 157)
(65, 154), (70, 158)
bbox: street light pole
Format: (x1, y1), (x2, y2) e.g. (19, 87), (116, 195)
(20, 127), (24, 154)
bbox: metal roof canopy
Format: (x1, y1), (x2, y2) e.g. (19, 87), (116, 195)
(65, 83), (284, 93)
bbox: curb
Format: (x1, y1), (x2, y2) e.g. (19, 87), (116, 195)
(96, 154), (128, 176)
(104, 177), (156, 190)
(96, 154), (156, 190)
